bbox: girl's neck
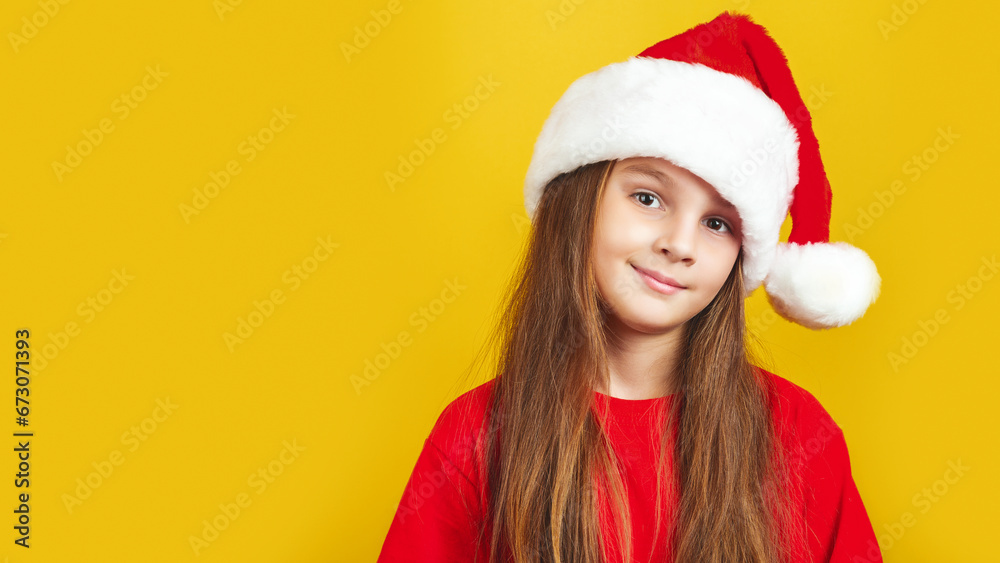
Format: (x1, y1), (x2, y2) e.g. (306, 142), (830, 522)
(600, 317), (686, 400)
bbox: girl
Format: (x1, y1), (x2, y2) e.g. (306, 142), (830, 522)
(378, 11), (882, 563)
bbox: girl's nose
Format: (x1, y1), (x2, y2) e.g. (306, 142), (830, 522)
(655, 216), (697, 263)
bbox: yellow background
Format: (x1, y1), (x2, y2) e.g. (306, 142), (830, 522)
(1, 0), (996, 561)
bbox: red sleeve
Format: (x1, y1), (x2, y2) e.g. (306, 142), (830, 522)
(377, 386), (493, 563)
(803, 420), (883, 562)
(377, 438), (488, 562)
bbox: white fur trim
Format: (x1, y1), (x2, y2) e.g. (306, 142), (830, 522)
(524, 56), (800, 294)
(763, 242), (881, 329)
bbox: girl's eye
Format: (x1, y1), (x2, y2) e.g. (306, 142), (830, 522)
(631, 191), (661, 209)
(704, 217), (732, 234)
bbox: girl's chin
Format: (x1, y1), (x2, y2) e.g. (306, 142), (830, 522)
(606, 311), (690, 333)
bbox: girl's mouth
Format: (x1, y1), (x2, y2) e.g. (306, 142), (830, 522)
(633, 265), (685, 295)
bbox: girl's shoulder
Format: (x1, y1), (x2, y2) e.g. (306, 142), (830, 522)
(759, 366), (831, 407)
(423, 379), (497, 479)
(756, 366), (846, 449)
(430, 378), (496, 436)
(425, 372), (849, 468)
(430, 373), (842, 432)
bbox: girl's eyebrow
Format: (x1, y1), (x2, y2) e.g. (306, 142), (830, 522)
(621, 164), (672, 187)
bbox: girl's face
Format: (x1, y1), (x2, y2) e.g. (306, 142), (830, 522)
(592, 157), (743, 335)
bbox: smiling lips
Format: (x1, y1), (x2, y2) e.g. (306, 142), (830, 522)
(633, 265), (686, 295)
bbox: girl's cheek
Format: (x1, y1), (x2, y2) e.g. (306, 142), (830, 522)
(597, 227), (629, 254)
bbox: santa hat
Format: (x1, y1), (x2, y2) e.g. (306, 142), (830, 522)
(523, 11), (880, 330)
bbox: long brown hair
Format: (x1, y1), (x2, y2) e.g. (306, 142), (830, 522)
(461, 159), (803, 562)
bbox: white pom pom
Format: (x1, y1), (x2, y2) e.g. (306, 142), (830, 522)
(763, 242), (881, 330)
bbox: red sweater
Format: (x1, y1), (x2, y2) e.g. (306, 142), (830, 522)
(378, 369), (882, 562)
